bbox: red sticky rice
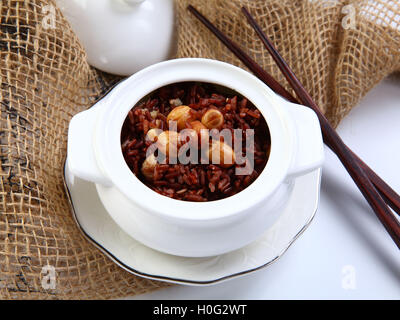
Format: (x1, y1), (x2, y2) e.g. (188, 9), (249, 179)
(121, 82), (271, 202)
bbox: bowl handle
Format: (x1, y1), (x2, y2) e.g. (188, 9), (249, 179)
(67, 101), (112, 186)
(282, 100), (324, 179)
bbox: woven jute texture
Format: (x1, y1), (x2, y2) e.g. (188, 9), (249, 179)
(1, 0), (399, 299)
(177, 0), (400, 127)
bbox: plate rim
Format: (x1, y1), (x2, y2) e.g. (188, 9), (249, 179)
(63, 161), (321, 286)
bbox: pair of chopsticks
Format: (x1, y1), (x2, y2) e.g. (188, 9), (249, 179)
(188, 5), (400, 249)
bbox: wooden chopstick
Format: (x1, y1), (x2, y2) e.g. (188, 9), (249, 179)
(241, 7), (400, 248)
(187, 5), (296, 103)
(187, 4), (400, 220)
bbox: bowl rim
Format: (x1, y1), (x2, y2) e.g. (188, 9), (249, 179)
(94, 58), (294, 221)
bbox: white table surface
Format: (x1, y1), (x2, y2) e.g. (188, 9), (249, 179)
(130, 76), (400, 300)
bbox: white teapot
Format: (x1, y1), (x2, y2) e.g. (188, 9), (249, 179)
(56, 0), (176, 75)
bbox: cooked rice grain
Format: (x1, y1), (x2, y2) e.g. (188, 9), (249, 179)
(121, 82), (271, 202)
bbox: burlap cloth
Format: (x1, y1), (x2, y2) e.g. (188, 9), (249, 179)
(0, 0), (399, 299)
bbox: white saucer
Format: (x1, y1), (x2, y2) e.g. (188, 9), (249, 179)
(64, 163), (321, 285)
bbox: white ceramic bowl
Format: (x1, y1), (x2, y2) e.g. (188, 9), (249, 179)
(67, 58), (324, 257)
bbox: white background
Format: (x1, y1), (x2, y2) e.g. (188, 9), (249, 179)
(129, 76), (400, 300)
